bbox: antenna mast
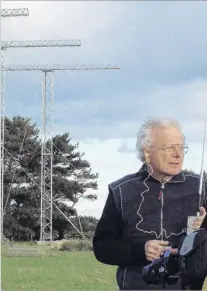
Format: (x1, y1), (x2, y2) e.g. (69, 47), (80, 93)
(1, 39), (81, 242)
(199, 109), (207, 208)
(4, 63), (120, 242)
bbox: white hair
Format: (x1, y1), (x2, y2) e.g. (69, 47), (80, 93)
(136, 117), (185, 162)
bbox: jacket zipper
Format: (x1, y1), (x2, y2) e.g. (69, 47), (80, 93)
(159, 183), (165, 240)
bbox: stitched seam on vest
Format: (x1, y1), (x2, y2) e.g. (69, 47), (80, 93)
(110, 187), (120, 214)
(113, 175), (143, 190)
(119, 185), (124, 219)
(112, 172), (202, 189)
(113, 172), (205, 189)
(122, 267), (127, 290)
(184, 174), (207, 183)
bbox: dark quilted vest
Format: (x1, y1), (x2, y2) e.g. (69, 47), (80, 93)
(109, 166), (203, 290)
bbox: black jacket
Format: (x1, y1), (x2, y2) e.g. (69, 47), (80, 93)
(93, 164), (206, 290)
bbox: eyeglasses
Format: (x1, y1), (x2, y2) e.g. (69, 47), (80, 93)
(150, 144), (188, 155)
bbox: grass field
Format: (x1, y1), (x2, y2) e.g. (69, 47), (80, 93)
(2, 250), (117, 290)
(2, 243), (207, 291)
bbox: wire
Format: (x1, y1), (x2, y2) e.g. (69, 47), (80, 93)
(135, 163), (204, 240)
(3, 147), (89, 241)
(4, 148), (39, 211)
(3, 118), (29, 212)
(3, 117), (86, 240)
(3, 116), (41, 213)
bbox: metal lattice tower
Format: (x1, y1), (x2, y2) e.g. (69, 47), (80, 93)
(1, 52), (4, 232)
(41, 71), (53, 242)
(4, 63), (120, 241)
(1, 39), (82, 242)
(0, 6), (29, 238)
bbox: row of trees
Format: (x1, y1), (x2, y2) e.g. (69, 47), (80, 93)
(2, 116), (99, 241)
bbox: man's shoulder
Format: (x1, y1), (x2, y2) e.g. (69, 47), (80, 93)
(183, 171), (200, 182)
(108, 171), (142, 190)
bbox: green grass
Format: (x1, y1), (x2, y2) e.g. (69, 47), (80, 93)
(2, 244), (207, 291)
(2, 250), (117, 290)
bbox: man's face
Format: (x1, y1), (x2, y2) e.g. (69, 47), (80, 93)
(147, 127), (186, 177)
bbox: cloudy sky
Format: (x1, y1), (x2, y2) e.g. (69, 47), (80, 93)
(1, 0), (207, 219)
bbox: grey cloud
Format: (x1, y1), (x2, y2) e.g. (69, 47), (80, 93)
(3, 1), (207, 144)
(3, 1), (207, 88)
(117, 144), (136, 154)
(5, 74), (207, 143)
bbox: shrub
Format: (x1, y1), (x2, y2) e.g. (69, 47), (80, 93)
(53, 239), (93, 251)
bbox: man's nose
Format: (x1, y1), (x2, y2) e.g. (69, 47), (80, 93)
(172, 147), (181, 157)
(172, 151), (180, 157)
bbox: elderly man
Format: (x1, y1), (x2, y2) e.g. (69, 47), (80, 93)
(93, 117), (206, 290)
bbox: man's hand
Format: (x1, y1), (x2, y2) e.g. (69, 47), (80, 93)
(144, 240), (170, 261)
(192, 207), (206, 230)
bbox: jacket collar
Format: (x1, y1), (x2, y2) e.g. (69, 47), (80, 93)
(137, 163), (185, 183)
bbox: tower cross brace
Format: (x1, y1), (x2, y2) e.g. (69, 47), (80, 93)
(1, 8), (29, 17)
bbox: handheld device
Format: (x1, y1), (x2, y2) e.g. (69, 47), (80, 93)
(142, 249), (179, 288)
